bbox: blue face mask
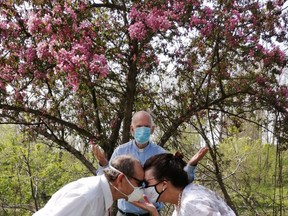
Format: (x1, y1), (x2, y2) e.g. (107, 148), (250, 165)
(134, 127), (151, 145)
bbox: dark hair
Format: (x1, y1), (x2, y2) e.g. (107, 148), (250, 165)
(104, 155), (138, 181)
(144, 153), (189, 189)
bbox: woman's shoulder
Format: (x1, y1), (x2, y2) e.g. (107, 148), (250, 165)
(182, 183), (224, 205)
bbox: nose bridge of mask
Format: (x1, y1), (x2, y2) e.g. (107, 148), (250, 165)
(136, 126), (151, 134)
(147, 181), (163, 193)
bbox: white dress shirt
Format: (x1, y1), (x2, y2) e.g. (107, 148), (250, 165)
(173, 184), (236, 216)
(33, 175), (113, 216)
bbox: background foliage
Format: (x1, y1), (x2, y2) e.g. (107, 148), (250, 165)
(0, 125), (91, 216)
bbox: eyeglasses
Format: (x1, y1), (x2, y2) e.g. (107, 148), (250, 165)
(141, 178), (156, 188)
(126, 176), (158, 188)
(126, 175), (145, 187)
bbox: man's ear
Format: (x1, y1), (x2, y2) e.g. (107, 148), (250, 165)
(130, 125), (134, 135)
(116, 173), (125, 186)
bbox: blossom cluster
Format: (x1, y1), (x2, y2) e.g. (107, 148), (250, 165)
(0, 1), (108, 93)
(128, 6), (172, 40)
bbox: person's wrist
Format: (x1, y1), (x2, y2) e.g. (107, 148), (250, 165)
(99, 160), (108, 167)
(150, 209), (159, 216)
(188, 162), (198, 166)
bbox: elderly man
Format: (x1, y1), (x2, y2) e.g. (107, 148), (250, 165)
(33, 155), (144, 216)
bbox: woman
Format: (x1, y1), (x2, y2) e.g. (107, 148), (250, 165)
(133, 153), (236, 216)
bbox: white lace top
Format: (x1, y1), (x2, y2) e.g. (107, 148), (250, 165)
(172, 184), (236, 216)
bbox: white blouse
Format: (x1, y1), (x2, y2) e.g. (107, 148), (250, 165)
(172, 184), (236, 216)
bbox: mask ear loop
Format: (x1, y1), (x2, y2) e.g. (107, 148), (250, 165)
(109, 165), (138, 189)
(154, 180), (167, 202)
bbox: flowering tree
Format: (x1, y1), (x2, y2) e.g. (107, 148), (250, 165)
(1, 0), (288, 213)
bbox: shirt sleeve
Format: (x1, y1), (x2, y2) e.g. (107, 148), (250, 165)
(184, 164), (196, 182)
(33, 193), (90, 216)
(55, 196), (90, 216)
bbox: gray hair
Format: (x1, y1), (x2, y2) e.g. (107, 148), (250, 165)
(103, 155), (139, 181)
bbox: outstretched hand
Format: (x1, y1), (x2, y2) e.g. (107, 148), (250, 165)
(188, 146), (209, 166)
(92, 144), (108, 166)
(132, 195), (159, 216)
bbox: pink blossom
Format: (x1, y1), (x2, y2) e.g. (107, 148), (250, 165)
(18, 63), (26, 75)
(0, 21), (8, 30)
(145, 8), (171, 32)
(25, 47), (36, 63)
(36, 41), (48, 59)
(2, 67), (14, 81)
(192, 0), (201, 7)
(200, 22), (213, 36)
(42, 14), (52, 24)
(154, 56), (159, 65)
(255, 75), (267, 85)
(271, 46), (285, 63)
(48, 39), (58, 56)
(79, 20), (92, 29)
(67, 72), (80, 91)
(256, 44), (264, 52)
(34, 70), (46, 79)
(129, 6), (140, 20)
(45, 23), (52, 33)
(0, 80), (6, 91)
(282, 87), (288, 98)
(203, 6), (213, 19)
(72, 43), (89, 55)
(190, 16), (204, 26)
(231, 9), (241, 19)
(15, 91), (23, 102)
(53, 17), (62, 26)
(27, 12), (42, 34)
(64, 3), (77, 20)
(249, 50), (255, 57)
(173, 2), (185, 13)
(9, 22), (21, 31)
(237, 30), (243, 36)
(262, 46), (286, 66)
(264, 87), (273, 95)
(79, 2), (87, 12)
(53, 4), (62, 14)
(273, 0), (284, 7)
(89, 54), (108, 77)
(128, 21), (147, 40)
(228, 16), (239, 30)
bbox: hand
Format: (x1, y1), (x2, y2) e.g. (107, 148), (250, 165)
(132, 195), (159, 216)
(188, 147), (209, 166)
(92, 144), (108, 166)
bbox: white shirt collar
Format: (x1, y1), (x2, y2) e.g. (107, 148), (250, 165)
(100, 175), (114, 211)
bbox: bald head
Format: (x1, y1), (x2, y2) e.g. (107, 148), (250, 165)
(131, 111), (154, 128)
